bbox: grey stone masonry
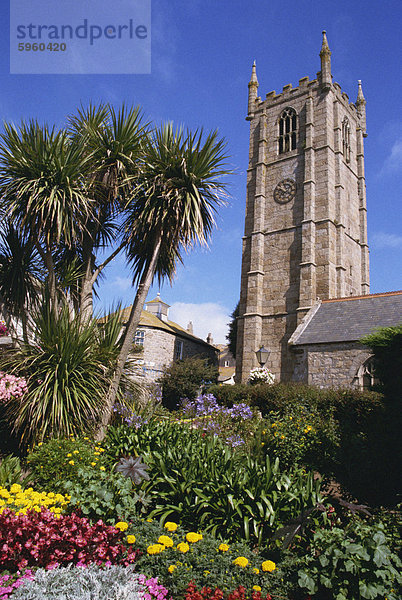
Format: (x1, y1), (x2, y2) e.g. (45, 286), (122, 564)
(236, 32), (370, 383)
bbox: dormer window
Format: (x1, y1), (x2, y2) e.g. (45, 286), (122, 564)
(278, 108), (297, 154)
(342, 117), (350, 163)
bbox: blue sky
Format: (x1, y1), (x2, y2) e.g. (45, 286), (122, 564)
(1, 1), (401, 343)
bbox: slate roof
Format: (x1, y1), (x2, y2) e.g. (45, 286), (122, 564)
(290, 291), (402, 345)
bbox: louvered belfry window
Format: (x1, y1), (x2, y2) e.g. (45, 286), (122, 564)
(279, 108), (297, 154)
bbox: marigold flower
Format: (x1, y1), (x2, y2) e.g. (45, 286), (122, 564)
(253, 567), (260, 574)
(158, 535), (173, 547)
(164, 521), (178, 532)
(218, 543), (229, 552)
(68, 460), (75, 465)
(261, 560), (276, 572)
(99, 466), (106, 471)
(253, 586), (262, 592)
(91, 462), (96, 466)
(177, 542), (190, 553)
(127, 535), (136, 544)
(186, 532), (202, 543)
(147, 544), (165, 555)
(168, 565), (177, 573)
(115, 522), (128, 531)
(233, 556), (249, 567)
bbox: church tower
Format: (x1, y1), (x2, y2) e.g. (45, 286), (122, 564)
(236, 32), (370, 383)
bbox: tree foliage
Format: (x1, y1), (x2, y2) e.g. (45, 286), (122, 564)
(226, 301), (239, 359)
(361, 324), (402, 399)
(158, 356), (218, 411)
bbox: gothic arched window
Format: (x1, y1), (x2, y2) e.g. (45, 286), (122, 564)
(278, 108), (297, 154)
(342, 117), (350, 163)
(355, 357), (378, 390)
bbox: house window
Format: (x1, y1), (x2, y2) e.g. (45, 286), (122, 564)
(134, 329), (145, 346)
(174, 340), (183, 360)
(342, 117), (350, 163)
(278, 107), (297, 154)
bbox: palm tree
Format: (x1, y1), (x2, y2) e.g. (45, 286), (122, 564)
(96, 123), (230, 438)
(66, 104), (148, 321)
(0, 120), (93, 310)
(0, 105), (148, 324)
(0, 221), (43, 342)
(0, 296), (142, 447)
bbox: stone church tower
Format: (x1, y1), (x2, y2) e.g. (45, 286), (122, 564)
(236, 32), (370, 383)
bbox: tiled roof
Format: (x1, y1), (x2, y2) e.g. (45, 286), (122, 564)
(102, 306), (217, 349)
(291, 291), (402, 345)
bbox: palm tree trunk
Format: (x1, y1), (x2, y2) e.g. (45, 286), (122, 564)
(95, 235), (163, 441)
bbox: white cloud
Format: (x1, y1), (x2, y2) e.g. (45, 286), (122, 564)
(169, 302), (230, 345)
(110, 276), (132, 291)
(380, 139), (402, 174)
(371, 231), (402, 249)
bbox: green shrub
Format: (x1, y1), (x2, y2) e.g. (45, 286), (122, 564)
(0, 454), (34, 487)
(298, 518), (402, 600)
(63, 466), (148, 524)
(128, 517), (286, 599)
(158, 357), (218, 410)
(26, 437), (105, 492)
(104, 419), (325, 549)
(259, 403), (339, 472)
(361, 324), (402, 399)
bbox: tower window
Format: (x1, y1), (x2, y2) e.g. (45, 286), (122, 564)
(342, 117), (350, 163)
(278, 108), (297, 154)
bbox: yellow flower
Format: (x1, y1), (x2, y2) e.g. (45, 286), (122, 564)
(253, 586), (261, 592)
(158, 535), (174, 547)
(94, 451), (100, 455)
(168, 565), (177, 574)
(10, 484), (22, 493)
(186, 532), (202, 543)
(91, 462), (96, 467)
(233, 556), (249, 567)
(261, 560), (276, 572)
(73, 450), (79, 454)
(127, 535), (136, 544)
(147, 544), (165, 555)
(164, 521), (178, 532)
(218, 543), (229, 552)
(115, 522), (128, 531)
(68, 460), (75, 465)
(280, 435), (285, 439)
(304, 425), (313, 433)
(99, 466), (106, 471)
(253, 568), (260, 574)
(177, 542), (190, 553)
(38, 442), (43, 446)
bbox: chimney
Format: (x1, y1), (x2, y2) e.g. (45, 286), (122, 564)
(206, 332), (214, 345)
(187, 321), (194, 334)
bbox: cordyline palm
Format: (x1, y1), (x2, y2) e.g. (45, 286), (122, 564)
(0, 120), (93, 310)
(0, 295), (142, 447)
(0, 105), (147, 324)
(96, 123), (230, 439)
(0, 221), (43, 342)
(66, 103), (148, 320)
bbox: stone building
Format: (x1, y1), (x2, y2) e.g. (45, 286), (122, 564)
(119, 294), (218, 381)
(236, 32), (400, 387)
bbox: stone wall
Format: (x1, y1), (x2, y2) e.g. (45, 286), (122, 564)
(290, 341), (372, 388)
(136, 327), (217, 382)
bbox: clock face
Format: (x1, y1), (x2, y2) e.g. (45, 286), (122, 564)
(273, 178), (296, 204)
